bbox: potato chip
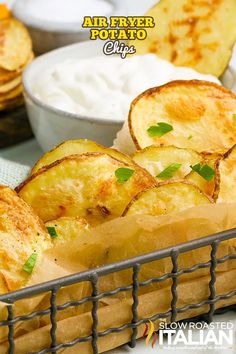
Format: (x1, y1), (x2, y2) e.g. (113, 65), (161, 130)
(186, 157), (220, 200)
(0, 84), (22, 102)
(129, 81), (236, 154)
(216, 145), (236, 202)
(123, 181), (212, 217)
(0, 18), (32, 71)
(0, 95), (24, 111)
(31, 139), (132, 175)
(17, 153), (156, 225)
(133, 145), (201, 181)
(0, 75), (21, 93)
(133, 0), (236, 77)
(45, 217), (90, 244)
(0, 186), (51, 293)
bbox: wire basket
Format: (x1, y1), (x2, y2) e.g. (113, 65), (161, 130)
(0, 227), (236, 354)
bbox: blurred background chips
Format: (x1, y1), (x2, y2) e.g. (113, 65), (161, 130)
(0, 4), (33, 112)
(0, 4), (33, 147)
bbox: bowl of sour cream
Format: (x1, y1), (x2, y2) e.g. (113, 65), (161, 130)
(22, 40), (225, 151)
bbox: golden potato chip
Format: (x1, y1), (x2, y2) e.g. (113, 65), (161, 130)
(133, 145), (201, 181)
(17, 153), (156, 225)
(185, 157), (220, 200)
(129, 81), (236, 154)
(0, 84), (22, 102)
(0, 186), (51, 294)
(45, 217), (90, 244)
(123, 181), (212, 217)
(216, 144), (236, 202)
(133, 0), (236, 77)
(0, 67), (20, 84)
(0, 18), (32, 71)
(0, 95), (24, 111)
(31, 139), (132, 175)
(0, 4), (10, 20)
(0, 51), (33, 84)
(0, 75), (21, 93)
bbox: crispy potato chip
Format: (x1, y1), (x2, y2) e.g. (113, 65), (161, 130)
(0, 95), (24, 111)
(133, 145), (201, 181)
(0, 18), (32, 71)
(123, 181), (212, 217)
(0, 51), (33, 84)
(0, 67), (20, 84)
(186, 157), (220, 200)
(0, 84), (22, 102)
(0, 4), (10, 20)
(133, 0), (236, 77)
(31, 139), (132, 175)
(0, 186), (51, 294)
(129, 81), (236, 154)
(0, 75), (21, 93)
(45, 217), (90, 244)
(216, 144), (236, 203)
(17, 153), (156, 225)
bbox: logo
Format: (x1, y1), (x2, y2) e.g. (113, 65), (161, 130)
(143, 320), (234, 350)
(82, 16), (155, 59)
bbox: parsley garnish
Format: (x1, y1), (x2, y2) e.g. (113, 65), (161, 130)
(47, 226), (58, 239)
(187, 135), (193, 140)
(23, 253), (38, 274)
(115, 168), (134, 184)
(157, 163), (182, 180)
(190, 163), (215, 181)
(233, 113), (236, 121)
(147, 122), (173, 137)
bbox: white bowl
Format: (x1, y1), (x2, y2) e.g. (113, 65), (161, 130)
(12, 0), (125, 54)
(23, 41), (123, 151)
(23, 40), (236, 152)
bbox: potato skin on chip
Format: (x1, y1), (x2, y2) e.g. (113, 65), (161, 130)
(133, 0), (236, 77)
(129, 80), (236, 154)
(31, 139), (132, 175)
(17, 153), (156, 225)
(216, 144), (236, 203)
(0, 186), (51, 293)
(123, 181), (212, 217)
(133, 145), (201, 181)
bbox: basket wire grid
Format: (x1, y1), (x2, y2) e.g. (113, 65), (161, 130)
(0, 227), (236, 353)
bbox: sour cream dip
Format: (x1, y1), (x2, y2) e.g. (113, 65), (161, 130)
(34, 54), (220, 122)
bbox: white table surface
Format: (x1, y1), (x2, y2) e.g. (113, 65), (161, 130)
(1, 1), (236, 353)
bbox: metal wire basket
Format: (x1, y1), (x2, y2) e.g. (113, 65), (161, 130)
(0, 227), (236, 354)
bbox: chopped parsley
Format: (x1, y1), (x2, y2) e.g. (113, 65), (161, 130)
(190, 163), (215, 181)
(187, 135), (193, 140)
(147, 122), (173, 137)
(47, 226), (58, 239)
(115, 168), (134, 184)
(23, 253), (38, 274)
(233, 113), (236, 121)
(157, 163), (182, 180)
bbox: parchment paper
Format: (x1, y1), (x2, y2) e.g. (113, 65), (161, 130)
(0, 203), (236, 353)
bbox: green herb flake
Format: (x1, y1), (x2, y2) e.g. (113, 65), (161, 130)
(115, 168), (134, 184)
(147, 122), (173, 137)
(190, 163), (215, 181)
(47, 226), (58, 239)
(157, 163), (182, 180)
(23, 253), (38, 274)
(233, 113), (236, 121)
(187, 135), (193, 140)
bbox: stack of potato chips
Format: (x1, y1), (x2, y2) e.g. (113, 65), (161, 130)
(0, 4), (33, 111)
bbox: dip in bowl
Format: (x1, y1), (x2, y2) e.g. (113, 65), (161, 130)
(23, 40), (228, 151)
